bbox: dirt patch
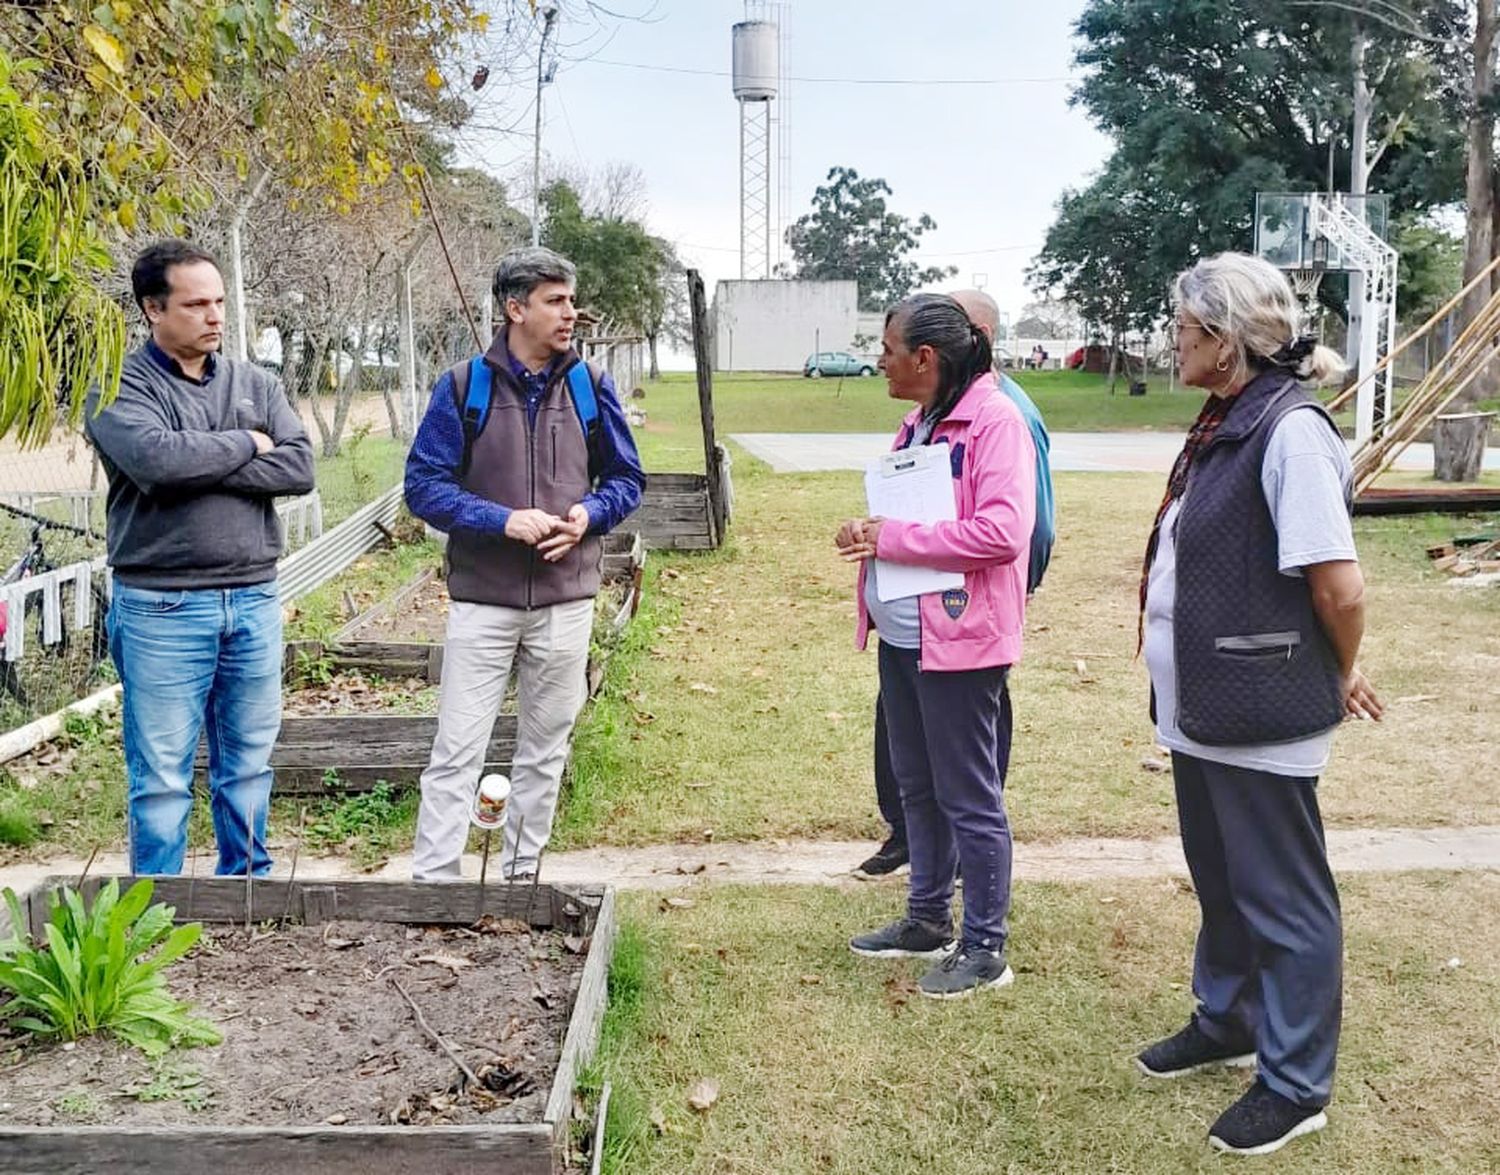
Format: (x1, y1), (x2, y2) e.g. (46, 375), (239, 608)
(0, 917), (586, 1128)
(349, 574), (451, 644)
(283, 671), (439, 716)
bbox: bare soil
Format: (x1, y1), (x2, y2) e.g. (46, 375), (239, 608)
(282, 671), (439, 716)
(348, 574), (451, 644)
(0, 917), (586, 1129)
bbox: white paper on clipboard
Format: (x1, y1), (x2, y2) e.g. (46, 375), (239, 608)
(864, 444), (964, 603)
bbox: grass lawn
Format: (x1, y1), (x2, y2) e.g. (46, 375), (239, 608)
(553, 444), (1500, 849)
(588, 872), (1500, 1174)
(636, 370), (1206, 470)
(3, 375), (1498, 863)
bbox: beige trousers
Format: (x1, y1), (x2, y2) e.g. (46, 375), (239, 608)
(412, 597), (593, 881)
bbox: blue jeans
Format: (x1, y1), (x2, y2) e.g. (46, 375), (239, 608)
(108, 582), (282, 876)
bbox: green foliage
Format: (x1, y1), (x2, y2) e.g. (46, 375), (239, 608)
(303, 781), (416, 869)
(542, 180), (671, 333)
(785, 167), (957, 312)
(0, 879), (220, 1057)
(0, 50), (125, 446)
(0, 796), (39, 848)
(123, 1060), (215, 1111)
(1034, 0), (1468, 331)
(1393, 212), (1465, 323)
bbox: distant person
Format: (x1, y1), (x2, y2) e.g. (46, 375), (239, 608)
(852, 289), (1055, 879)
(86, 239), (315, 876)
(1029, 344), (1044, 370)
(1136, 253), (1382, 1156)
(405, 246), (644, 883)
(837, 293), (1035, 999)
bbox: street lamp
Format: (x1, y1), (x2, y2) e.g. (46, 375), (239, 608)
(531, 6), (560, 248)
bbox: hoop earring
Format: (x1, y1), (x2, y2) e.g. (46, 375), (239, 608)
(1215, 357), (1230, 373)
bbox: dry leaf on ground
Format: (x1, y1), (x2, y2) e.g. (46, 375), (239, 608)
(687, 1078), (720, 1112)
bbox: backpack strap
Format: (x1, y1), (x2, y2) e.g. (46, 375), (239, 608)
(454, 354), (601, 479)
(566, 360), (600, 438)
(566, 360), (605, 476)
(458, 355), (492, 478)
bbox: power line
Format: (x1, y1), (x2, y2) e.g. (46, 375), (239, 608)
(677, 240), (1040, 258)
(580, 57), (1075, 86)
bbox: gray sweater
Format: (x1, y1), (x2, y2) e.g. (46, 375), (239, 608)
(85, 344), (316, 589)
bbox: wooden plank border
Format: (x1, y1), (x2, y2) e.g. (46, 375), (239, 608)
(1, 876), (616, 1175)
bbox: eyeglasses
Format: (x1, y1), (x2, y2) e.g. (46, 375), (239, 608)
(1172, 319), (1216, 341)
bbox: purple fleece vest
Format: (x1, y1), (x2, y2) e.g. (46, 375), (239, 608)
(444, 332), (603, 609)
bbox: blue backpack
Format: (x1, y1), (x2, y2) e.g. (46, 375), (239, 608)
(455, 355), (600, 477)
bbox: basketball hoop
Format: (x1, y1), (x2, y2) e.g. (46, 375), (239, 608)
(1290, 269), (1325, 301)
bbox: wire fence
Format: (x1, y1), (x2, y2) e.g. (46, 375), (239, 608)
(0, 331), (649, 736)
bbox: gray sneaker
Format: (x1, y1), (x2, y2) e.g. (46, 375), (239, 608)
(849, 917), (954, 959)
(918, 945), (1014, 999)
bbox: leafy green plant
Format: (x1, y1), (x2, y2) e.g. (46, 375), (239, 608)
(124, 1061), (215, 1112)
(0, 879), (220, 1056)
(303, 780), (415, 870)
(292, 647), (337, 688)
(0, 795), (39, 848)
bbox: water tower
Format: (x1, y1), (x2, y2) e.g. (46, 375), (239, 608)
(732, 18), (777, 279)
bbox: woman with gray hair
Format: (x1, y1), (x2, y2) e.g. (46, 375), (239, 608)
(1135, 252), (1382, 1156)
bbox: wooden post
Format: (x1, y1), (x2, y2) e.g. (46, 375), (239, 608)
(1433, 411), (1494, 482)
(687, 269), (726, 543)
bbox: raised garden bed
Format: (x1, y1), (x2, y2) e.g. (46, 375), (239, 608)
(284, 530), (646, 685)
(637, 472), (721, 551)
(207, 534), (645, 796)
(0, 875), (615, 1175)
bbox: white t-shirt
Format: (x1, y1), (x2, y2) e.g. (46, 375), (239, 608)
(1143, 406), (1356, 775)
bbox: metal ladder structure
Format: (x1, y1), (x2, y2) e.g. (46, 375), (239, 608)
(1308, 194), (1399, 444)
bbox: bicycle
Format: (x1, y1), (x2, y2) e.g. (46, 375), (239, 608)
(0, 499), (111, 714)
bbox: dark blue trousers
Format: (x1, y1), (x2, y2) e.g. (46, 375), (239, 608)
(873, 698), (905, 848)
(877, 643), (1012, 951)
(1172, 751), (1343, 1108)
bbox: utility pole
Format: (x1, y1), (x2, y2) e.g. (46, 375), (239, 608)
(531, 6), (560, 248)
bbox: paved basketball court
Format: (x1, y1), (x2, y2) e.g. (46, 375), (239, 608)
(729, 432), (1495, 475)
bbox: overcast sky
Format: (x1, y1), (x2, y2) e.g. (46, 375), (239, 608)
(459, 0), (1111, 338)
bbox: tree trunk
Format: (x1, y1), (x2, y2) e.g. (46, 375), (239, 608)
(647, 331), (660, 380)
(1433, 411), (1494, 482)
(1463, 3), (1498, 329)
(303, 334), (337, 457)
(1346, 28), (1371, 375)
(1107, 334), (1120, 394)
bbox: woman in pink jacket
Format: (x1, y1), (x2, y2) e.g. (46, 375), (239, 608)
(837, 293), (1036, 999)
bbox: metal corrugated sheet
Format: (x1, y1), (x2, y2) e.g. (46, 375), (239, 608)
(276, 484), (403, 603)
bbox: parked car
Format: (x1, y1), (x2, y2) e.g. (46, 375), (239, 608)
(803, 351), (875, 378)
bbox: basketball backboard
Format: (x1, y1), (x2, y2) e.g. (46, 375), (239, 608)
(1254, 192), (1390, 272)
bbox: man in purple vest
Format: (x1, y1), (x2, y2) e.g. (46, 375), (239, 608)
(404, 247), (644, 881)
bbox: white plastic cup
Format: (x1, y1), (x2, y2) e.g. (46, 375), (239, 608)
(470, 773), (511, 830)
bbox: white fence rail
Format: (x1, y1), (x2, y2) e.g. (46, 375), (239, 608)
(0, 490), (103, 532)
(274, 489), (324, 553)
(1, 559), (103, 662)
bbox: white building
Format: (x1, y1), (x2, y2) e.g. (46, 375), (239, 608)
(712, 279), (864, 372)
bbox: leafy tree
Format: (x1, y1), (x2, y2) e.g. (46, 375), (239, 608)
(1035, 0), (1467, 336)
(1393, 213), (1465, 324)
(541, 180), (667, 337)
(0, 51), (124, 446)
(0, 0), (495, 442)
(786, 167), (956, 312)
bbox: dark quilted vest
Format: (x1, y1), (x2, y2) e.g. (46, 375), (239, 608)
(1172, 371), (1346, 745)
(445, 331), (603, 609)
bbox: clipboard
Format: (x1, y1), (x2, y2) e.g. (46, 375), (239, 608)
(864, 444), (964, 603)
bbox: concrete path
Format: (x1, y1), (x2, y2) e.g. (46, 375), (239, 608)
(4, 825), (1497, 896)
(730, 431), (1499, 476)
